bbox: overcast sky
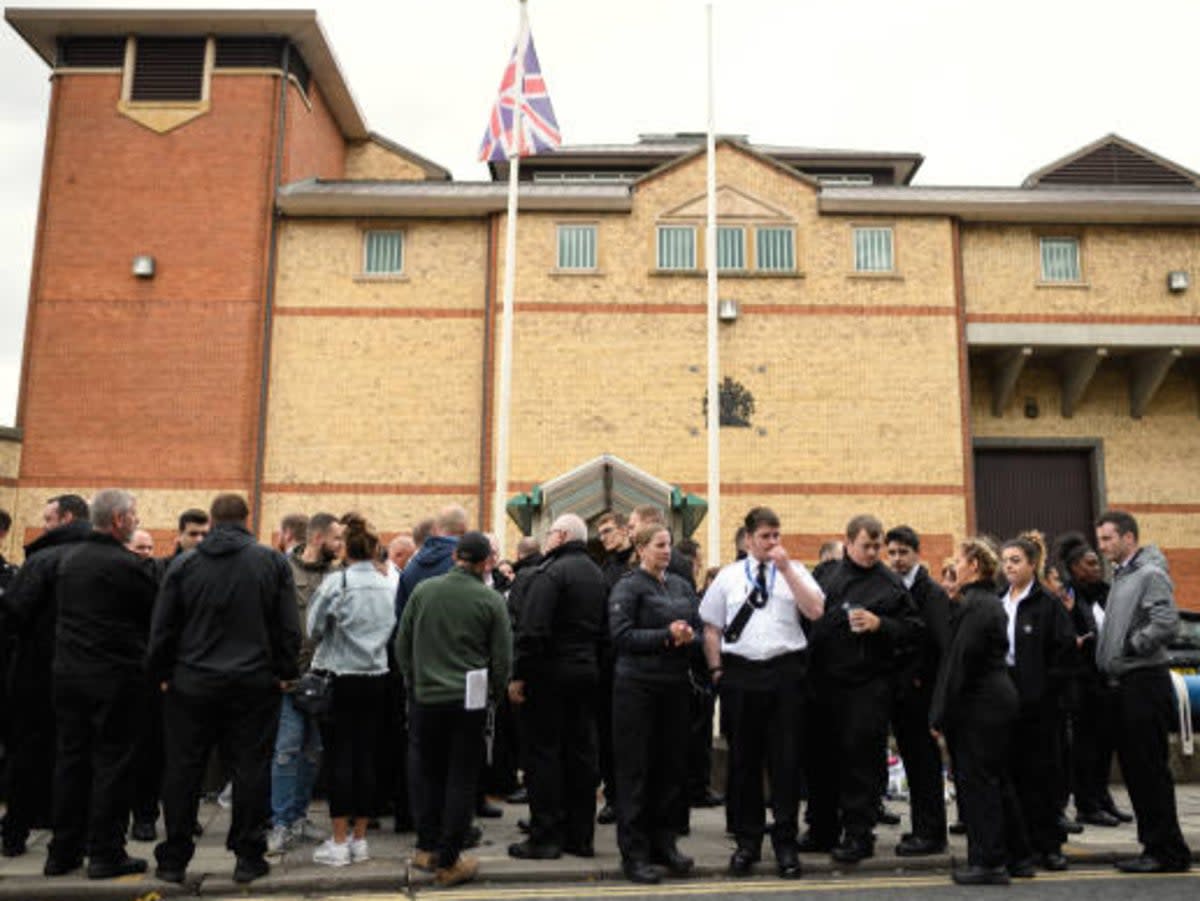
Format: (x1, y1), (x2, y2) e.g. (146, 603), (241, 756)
(2, 0), (1199, 427)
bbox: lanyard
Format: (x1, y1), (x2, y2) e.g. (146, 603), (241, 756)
(743, 557), (776, 599)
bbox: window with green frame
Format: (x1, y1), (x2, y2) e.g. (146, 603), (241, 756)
(556, 224), (597, 270)
(363, 230), (404, 275)
(1040, 237), (1081, 282)
(716, 226), (745, 270)
(657, 225), (696, 270)
(853, 227), (893, 272)
(755, 226), (795, 271)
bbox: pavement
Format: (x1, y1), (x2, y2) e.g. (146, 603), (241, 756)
(3, 785), (1200, 899)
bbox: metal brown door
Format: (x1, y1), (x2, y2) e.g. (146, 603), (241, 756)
(974, 447), (1098, 549)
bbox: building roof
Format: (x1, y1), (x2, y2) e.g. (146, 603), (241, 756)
(5, 7), (369, 139)
(819, 185), (1200, 223)
(277, 179), (632, 217)
(1023, 133), (1200, 189)
(489, 133), (924, 185)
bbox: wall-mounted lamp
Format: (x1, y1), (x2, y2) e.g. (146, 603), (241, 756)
(1167, 270), (1189, 293)
(717, 298), (739, 322)
(1023, 396), (1040, 419)
(132, 255), (156, 278)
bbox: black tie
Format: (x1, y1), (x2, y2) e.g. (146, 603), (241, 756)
(757, 561), (769, 600)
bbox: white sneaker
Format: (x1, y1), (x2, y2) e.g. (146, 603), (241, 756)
(291, 818), (328, 843)
(349, 837), (370, 863)
(312, 839), (351, 867)
(266, 823), (293, 856)
(216, 781), (233, 809)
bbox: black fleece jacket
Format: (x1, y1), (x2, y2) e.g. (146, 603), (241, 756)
(147, 523), (301, 694)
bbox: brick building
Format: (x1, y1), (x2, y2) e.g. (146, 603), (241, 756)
(3, 9), (1198, 605)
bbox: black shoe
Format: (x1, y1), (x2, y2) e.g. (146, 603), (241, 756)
(563, 842), (595, 858)
(1, 840), (25, 858)
(895, 835), (948, 856)
(506, 787), (528, 804)
(1077, 810), (1121, 827)
(476, 800), (503, 818)
(1035, 851), (1069, 871)
(948, 821), (967, 835)
(623, 859), (662, 884)
(517, 818), (531, 834)
(797, 831), (835, 853)
(464, 824), (483, 849)
(130, 821), (157, 842)
(508, 840), (561, 860)
(875, 803), (901, 826)
(192, 820), (204, 837)
(44, 855), (83, 877)
(1116, 855), (1190, 874)
(831, 837), (874, 864)
(596, 804), (616, 825)
(233, 856), (270, 883)
(690, 788), (725, 808)
(953, 864), (1011, 885)
(87, 855), (148, 880)
(775, 847), (802, 879)
(1058, 815), (1083, 835)
(729, 847), (759, 876)
(653, 844), (694, 876)
(155, 864), (186, 884)
(1105, 805), (1134, 824)
(1008, 857), (1036, 878)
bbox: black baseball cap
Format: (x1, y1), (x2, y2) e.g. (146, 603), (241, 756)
(456, 531), (492, 564)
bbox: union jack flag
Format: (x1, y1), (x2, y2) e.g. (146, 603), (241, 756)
(478, 24), (561, 162)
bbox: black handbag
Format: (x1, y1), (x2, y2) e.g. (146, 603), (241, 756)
(293, 669), (333, 718)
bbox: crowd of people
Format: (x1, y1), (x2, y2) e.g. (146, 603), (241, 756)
(0, 492), (1190, 888)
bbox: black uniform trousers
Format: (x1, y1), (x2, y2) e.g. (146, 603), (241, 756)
(155, 684), (279, 870)
(1, 675), (55, 848)
(612, 675), (689, 863)
(411, 703), (486, 868)
(721, 653), (806, 856)
(1009, 703), (1066, 855)
(686, 682), (715, 801)
(948, 715), (1028, 868)
(48, 674), (143, 864)
(891, 683), (947, 842)
(523, 674), (599, 850)
(1071, 680), (1118, 816)
(807, 677), (892, 845)
(325, 674), (386, 818)
(131, 681), (165, 827)
(1112, 667), (1191, 866)
(595, 655), (617, 807)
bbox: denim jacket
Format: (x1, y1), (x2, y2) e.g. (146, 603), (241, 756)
(308, 561), (394, 676)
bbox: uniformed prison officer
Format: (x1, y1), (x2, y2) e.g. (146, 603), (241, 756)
(929, 539), (1024, 886)
(999, 536), (1076, 872)
(608, 523), (702, 885)
(700, 506), (824, 879)
(804, 514), (923, 864)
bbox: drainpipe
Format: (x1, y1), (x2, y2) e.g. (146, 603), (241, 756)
(251, 43), (290, 535)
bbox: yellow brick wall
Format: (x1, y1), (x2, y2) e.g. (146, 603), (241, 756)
(0, 435), (20, 561)
(275, 218), (489, 310)
(264, 316), (484, 484)
(971, 362), (1200, 543)
(344, 140), (431, 181)
(962, 224), (1200, 318)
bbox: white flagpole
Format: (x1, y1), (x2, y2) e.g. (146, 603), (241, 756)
(705, 2), (721, 566)
(492, 0), (528, 554)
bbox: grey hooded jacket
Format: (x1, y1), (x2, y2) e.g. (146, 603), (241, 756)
(1095, 545), (1179, 676)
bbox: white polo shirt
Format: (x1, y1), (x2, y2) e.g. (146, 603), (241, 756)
(699, 557), (824, 661)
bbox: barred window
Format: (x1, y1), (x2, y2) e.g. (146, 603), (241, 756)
(1040, 237), (1081, 282)
(556, 225), (596, 270)
(657, 226), (696, 271)
(364, 230), (404, 275)
(756, 227), (795, 271)
(853, 227), (894, 272)
(716, 226), (745, 271)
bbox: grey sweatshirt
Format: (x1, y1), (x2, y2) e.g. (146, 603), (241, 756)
(1095, 545), (1179, 676)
